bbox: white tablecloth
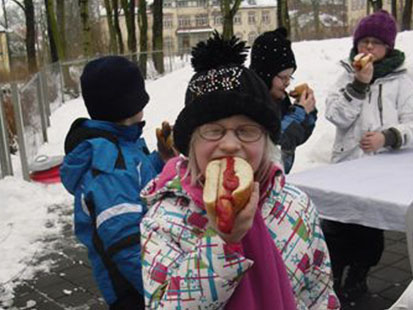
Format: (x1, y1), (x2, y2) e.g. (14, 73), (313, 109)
(288, 148), (413, 232)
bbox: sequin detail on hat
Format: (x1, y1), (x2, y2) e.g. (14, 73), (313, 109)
(188, 66), (243, 97)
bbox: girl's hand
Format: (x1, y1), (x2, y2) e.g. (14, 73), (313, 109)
(360, 131), (385, 152)
(298, 88), (316, 114)
(212, 182), (260, 244)
(354, 61), (373, 84)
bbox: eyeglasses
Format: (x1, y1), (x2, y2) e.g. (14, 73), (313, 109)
(198, 123), (265, 143)
(276, 74), (294, 84)
(358, 38), (386, 48)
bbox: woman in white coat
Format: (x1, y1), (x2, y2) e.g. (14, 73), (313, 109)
(323, 9), (413, 303)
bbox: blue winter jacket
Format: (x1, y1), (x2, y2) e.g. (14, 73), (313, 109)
(278, 95), (317, 174)
(60, 118), (164, 305)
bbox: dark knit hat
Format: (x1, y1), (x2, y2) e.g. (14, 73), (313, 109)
(353, 10), (397, 49)
(80, 56), (149, 122)
(173, 32), (280, 156)
(250, 27), (296, 89)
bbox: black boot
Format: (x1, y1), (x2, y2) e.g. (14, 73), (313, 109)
(342, 265), (369, 301)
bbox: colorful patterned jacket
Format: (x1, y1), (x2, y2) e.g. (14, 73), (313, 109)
(140, 157), (339, 309)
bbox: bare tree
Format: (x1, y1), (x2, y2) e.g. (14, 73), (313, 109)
(391, 0), (397, 20)
(56, 0), (65, 55)
(45, 0), (65, 62)
(103, 0), (117, 53)
(152, 0), (164, 73)
(368, 0), (383, 12)
(121, 0), (137, 62)
(138, 0), (148, 77)
(310, 0), (320, 39)
(402, 0), (412, 30)
(220, 0), (242, 40)
(78, 0), (91, 57)
(112, 0), (124, 54)
(12, 0), (37, 73)
(277, 0), (290, 35)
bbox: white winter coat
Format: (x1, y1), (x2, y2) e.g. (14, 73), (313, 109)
(325, 60), (413, 163)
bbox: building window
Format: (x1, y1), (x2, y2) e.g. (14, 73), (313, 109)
(177, 0), (189, 7)
(248, 12), (256, 25)
(262, 11), (270, 24)
(178, 15), (191, 28)
(164, 36), (174, 51)
(163, 0), (173, 8)
(197, 0), (207, 7)
(213, 13), (222, 25)
(163, 15), (173, 29)
(248, 31), (257, 44)
(234, 13), (242, 25)
(195, 14), (209, 27)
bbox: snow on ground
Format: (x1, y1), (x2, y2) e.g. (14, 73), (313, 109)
(1, 31), (413, 302)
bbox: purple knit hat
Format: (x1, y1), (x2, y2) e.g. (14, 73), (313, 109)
(353, 10), (397, 49)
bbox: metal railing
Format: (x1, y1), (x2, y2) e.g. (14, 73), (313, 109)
(0, 50), (191, 180)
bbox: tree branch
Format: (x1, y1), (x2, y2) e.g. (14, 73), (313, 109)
(11, 0), (25, 12)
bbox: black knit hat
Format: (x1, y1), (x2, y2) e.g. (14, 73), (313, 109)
(80, 56), (149, 122)
(173, 31), (280, 156)
(250, 27), (296, 89)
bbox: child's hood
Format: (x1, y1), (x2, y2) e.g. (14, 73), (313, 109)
(60, 118), (144, 194)
(140, 157), (198, 207)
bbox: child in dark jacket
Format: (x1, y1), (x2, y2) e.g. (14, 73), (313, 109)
(60, 56), (172, 309)
(250, 27), (317, 174)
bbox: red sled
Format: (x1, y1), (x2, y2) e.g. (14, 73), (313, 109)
(29, 155), (63, 184)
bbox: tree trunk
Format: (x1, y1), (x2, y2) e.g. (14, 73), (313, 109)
(138, 0), (148, 78)
(221, 0), (242, 40)
(311, 0), (320, 39)
(391, 0), (397, 19)
(152, 0), (164, 73)
(78, 0), (91, 57)
(121, 0), (137, 62)
(45, 0), (65, 62)
(277, 0), (291, 36)
(369, 0), (383, 11)
(56, 0), (66, 58)
(45, 0), (58, 62)
(112, 0), (124, 54)
(104, 0), (117, 53)
(24, 0), (37, 73)
(402, 0), (412, 30)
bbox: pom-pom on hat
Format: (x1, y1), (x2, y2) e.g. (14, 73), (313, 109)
(80, 56), (149, 122)
(353, 10), (398, 49)
(173, 31), (280, 156)
(250, 27), (296, 89)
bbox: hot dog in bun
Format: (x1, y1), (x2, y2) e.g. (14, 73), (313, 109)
(352, 53), (373, 70)
(289, 83), (309, 98)
(203, 157), (254, 234)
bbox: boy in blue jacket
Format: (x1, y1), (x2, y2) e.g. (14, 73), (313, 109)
(60, 56), (172, 309)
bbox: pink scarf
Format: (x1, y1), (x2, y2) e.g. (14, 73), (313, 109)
(152, 157), (297, 310)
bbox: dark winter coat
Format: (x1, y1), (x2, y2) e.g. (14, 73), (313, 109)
(278, 95), (317, 173)
(60, 118), (163, 305)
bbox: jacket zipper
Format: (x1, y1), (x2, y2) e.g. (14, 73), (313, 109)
(378, 84), (383, 126)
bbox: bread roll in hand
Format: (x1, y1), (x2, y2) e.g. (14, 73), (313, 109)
(203, 157), (254, 234)
(289, 83), (309, 99)
(352, 53), (373, 70)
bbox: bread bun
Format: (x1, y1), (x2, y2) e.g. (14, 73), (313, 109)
(352, 53), (373, 70)
(156, 121), (174, 149)
(289, 83), (309, 98)
(203, 157), (254, 234)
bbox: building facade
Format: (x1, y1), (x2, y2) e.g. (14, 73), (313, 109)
(149, 0), (276, 54)
(101, 0), (276, 55)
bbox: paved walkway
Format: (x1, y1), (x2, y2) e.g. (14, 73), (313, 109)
(1, 220), (412, 309)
